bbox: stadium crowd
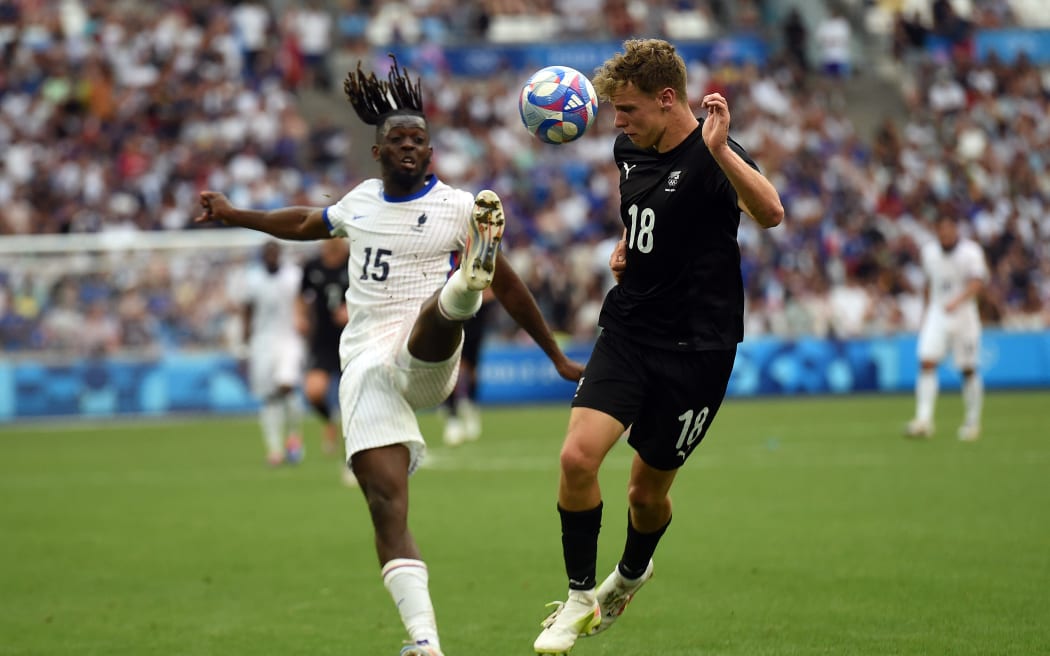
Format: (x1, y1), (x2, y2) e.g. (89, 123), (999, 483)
(0, 0), (1047, 356)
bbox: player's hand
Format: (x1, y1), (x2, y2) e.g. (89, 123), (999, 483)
(195, 191), (235, 225)
(700, 92), (731, 153)
(609, 236), (627, 283)
(554, 356), (585, 383)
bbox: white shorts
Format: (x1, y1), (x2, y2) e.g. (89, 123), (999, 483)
(917, 310), (981, 370)
(249, 337), (304, 399)
(340, 317), (461, 476)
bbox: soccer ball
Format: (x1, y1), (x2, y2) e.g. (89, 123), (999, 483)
(518, 65), (598, 145)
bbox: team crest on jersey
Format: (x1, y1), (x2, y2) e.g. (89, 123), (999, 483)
(665, 170), (683, 192)
(412, 212), (428, 233)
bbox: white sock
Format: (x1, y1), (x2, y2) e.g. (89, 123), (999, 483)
(382, 558), (440, 648)
(437, 269), (482, 321)
(282, 392), (304, 438)
(259, 400), (284, 457)
(916, 370), (938, 424)
(962, 374), (983, 426)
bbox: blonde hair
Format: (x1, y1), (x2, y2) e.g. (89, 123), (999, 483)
(592, 39), (688, 103)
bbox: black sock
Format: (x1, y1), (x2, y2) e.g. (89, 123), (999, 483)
(311, 400), (331, 422)
(559, 502), (603, 590)
(618, 511), (670, 579)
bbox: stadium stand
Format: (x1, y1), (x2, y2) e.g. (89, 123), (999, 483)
(0, 0), (1047, 358)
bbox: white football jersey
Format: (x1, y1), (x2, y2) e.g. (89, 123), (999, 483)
(241, 261), (302, 347)
(323, 176), (474, 366)
(920, 237), (988, 317)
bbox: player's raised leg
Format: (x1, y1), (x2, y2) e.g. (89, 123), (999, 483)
(434, 189), (504, 322)
(409, 189), (506, 366)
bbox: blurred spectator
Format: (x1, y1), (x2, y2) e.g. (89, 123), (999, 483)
(603, 0), (642, 39)
(661, 1), (717, 41)
(286, 1), (333, 90)
(365, 2), (422, 46)
(815, 5), (852, 78)
(230, 1), (272, 83)
(782, 6), (809, 72)
(932, 0), (973, 47)
(892, 10), (928, 63)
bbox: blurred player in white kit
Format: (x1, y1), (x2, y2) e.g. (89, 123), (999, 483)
(240, 240), (306, 465)
(906, 215), (989, 441)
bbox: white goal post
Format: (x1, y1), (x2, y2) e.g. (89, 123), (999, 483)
(0, 230), (323, 356)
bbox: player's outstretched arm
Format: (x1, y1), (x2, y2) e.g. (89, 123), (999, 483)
(490, 256), (585, 382)
(195, 191), (331, 241)
(701, 93), (784, 229)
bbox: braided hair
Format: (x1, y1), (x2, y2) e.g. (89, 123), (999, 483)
(344, 54), (424, 133)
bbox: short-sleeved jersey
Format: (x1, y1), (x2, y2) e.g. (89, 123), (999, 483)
(599, 120), (759, 351)
(920, 237), (988, 319)
(299, 254), (350, 351)
(242, 262), (302, 347)
(322, 175), (473, 367)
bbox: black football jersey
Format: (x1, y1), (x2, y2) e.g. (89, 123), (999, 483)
(598, 119), (759, 351)
(300, 255), (350, 348)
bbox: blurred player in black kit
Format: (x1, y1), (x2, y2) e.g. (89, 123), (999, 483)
(297, 238), (350, 456)
(533, 38), (784, 655)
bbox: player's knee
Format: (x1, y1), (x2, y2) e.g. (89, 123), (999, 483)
(626, 483), (668, 516)
(358, 476), (408, 525)
(559, 441), (600, 482)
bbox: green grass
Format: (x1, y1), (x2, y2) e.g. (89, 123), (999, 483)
(1, 392), (1048, 655)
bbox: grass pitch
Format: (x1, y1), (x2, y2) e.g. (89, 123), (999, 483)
(1, 392), (1048, 655)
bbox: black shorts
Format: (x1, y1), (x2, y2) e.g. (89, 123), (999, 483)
(572, 330), (737, 470)
(306, 340), (342, 376)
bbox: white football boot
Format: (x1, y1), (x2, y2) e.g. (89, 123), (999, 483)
(463, 190), (505, 291)
(589, 559), (654, 636)
(460, 399), (482, 442)
(957, 423), (980, 441)
(904, 419), (934, 439)
(399, 640), (442, 656)
(442, 415), (466, 447)
(534, 589), (601, 655)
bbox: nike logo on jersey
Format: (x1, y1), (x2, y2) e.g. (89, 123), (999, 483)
(352, 214), (367, 221)
(622, 162), (636, 179)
